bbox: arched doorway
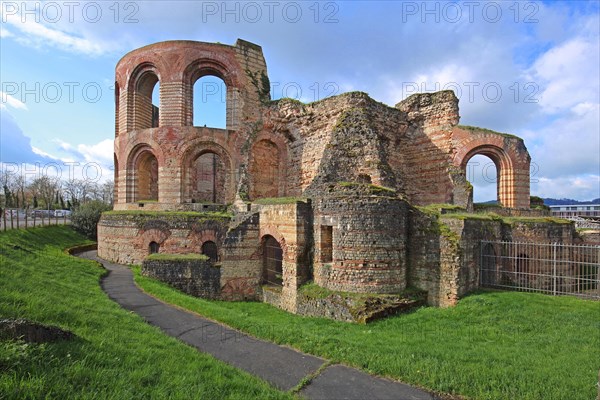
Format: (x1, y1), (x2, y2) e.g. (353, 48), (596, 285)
(135, 151), (158, 202)
(466, 154), (499, 205)
(201, 241), (218, 262)
(262, 235), (283, 286)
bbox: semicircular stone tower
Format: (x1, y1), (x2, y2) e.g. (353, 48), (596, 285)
(99, 39), (543, 318)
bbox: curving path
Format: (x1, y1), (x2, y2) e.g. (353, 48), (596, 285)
(79, 250), (438, 400)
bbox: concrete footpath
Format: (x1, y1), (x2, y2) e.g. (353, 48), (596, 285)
(80, 251), (438, 400)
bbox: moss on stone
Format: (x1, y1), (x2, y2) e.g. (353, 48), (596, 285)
(245, 68), (270, 105)
(145, 253), (210, 261)
(298, 282), (426, 324)
(336, 181), (397, 195)
(457, 125), (522, 140)
(253, 197), (308, 205)
(415, 203), (466, 216)
(104, 210), (233, 219)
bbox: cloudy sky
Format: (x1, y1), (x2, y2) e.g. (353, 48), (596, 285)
(1, 0), (599, 201)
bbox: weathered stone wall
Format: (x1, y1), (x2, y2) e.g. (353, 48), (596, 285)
(97, 212), (230, 265)
(114, 39), (268, 207)
(258, 201), (312, 311)
(219, 212), (261, 301)
(313, 184), (409, 294)
(142, 258), (220, 299)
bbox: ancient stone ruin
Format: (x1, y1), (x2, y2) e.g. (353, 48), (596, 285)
(98, 39), (577, 320)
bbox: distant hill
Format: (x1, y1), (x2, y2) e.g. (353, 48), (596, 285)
(476, 198), (600, 206)
(542, 198), (600, 206)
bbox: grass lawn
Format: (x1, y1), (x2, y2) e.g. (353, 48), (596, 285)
(0, 226), (293, 400)
(134, 267), (600, 400)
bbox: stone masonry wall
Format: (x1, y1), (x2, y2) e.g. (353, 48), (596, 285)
(408, 207), (576, 307)
(313, 185), (409, 294)
(142, 258), (220, 299)
(97, 212), (230, 265)
(220, 212), (261, 301)
(258, 201), (312, 312)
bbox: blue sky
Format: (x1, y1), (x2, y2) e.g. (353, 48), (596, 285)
(1, 0), (599, 201)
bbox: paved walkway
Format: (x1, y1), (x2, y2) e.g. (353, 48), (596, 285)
(80, 251), (438, 400)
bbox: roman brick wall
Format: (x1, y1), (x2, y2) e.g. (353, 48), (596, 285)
(312, 185), (409, 294)
(113, 126), (242, 207)
(395, 91), (461, 206)
(258, 202), (312, 311)
(114, 39), (268, 208)
(142, 258), (221, 299)
(97, 212), (230, 265)
(452, 126), (531, 209)
(408, 209), (576, 307)
(220, 213), (262, 300)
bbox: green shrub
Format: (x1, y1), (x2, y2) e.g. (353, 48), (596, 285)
(70, 200), (111, 239)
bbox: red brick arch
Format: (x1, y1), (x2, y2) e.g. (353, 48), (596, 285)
(180, 140), (235, 204)
(453, 128), (530, 208)
(140, 228), (171, 254)
(126, 144), (162, 202)
(259, 226), (287, 256)
(183, 56), (243, 128)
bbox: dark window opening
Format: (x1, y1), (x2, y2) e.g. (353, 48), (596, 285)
(149, 241), (160, 254)
(262, 236), (283, 286)
(320, 225), (333, 263)
(201, 241), (218, 262)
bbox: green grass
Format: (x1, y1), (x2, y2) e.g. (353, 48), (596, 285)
(252, 197), (308, 205)
(0, 226), (292, 400)
(134, 269), (600, 400)
(457, 125), (522, 140)
(103, 210), (232, 218)
(145, 253), (210, 261)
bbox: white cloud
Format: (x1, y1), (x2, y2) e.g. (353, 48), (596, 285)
(528, 37), (600, 114)
(2, 10), (115, 56)
(31, 146), (57, 159)
(0, 26), (13, 38)
(76, 139), (114, 165)
(0, 92), (28, 110)
(532, 175), (600, 201)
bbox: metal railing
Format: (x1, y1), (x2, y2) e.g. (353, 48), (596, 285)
(1, 211), (70, 231)
(480, 240), (600, 299)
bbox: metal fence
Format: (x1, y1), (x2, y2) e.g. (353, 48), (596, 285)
(480, 240), (600, 299)
(1, 212), (70, 231)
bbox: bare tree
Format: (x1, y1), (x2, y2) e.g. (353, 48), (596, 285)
(64, 178), (99, 205)
(29, 176), (60, 209)
(101, 180), (114, 205)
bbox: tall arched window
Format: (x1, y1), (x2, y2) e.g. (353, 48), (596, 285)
(151, 81), (160, 127)
(193, 75), (226, 128)
(136, 151), (158, 201)
(134, 70), (160, 129)
(466, 154), (499, 205)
